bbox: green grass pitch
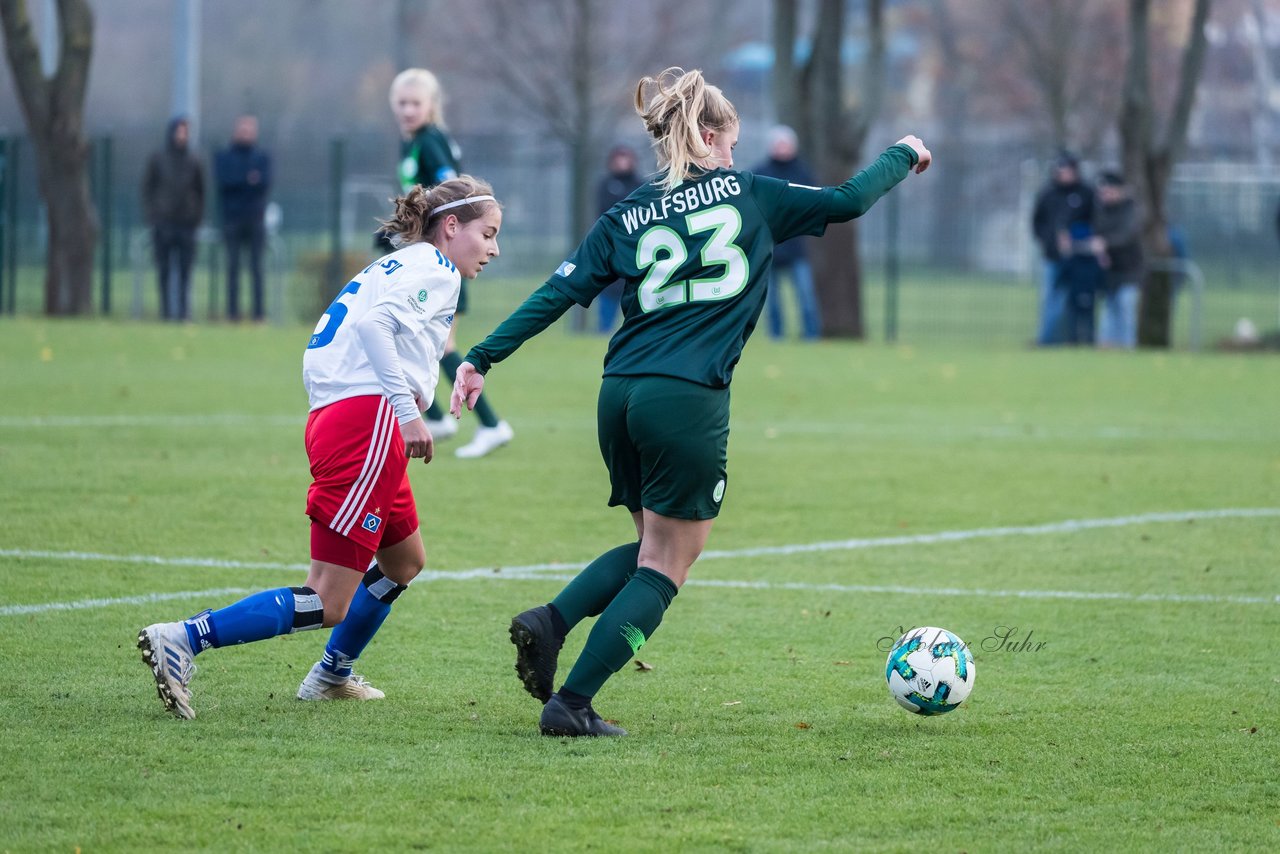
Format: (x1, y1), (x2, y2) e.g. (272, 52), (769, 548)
(1, 281), (1277, 851)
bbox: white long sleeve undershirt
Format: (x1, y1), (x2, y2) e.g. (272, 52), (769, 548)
(354, 305), (421, 425)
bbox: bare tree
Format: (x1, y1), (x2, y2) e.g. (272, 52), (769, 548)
(459, 0), (689, 248)
(773, 0), (887, 338)
(1245, 0), (1277, 165)
(0, 0), (96, 315)
(925, 0), (974, 268)
(996, 0), (1126, 153)
(1120, 0), (1213, 348)
(394, 0), (433, 74)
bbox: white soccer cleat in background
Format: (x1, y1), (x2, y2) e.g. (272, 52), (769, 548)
(454, 420), (514, 459)
(425, 415), (459, 440)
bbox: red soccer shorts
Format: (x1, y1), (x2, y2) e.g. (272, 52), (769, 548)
(304, 395), (418, 571)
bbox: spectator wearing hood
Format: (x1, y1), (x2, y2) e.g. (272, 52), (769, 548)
(752, 125), (821, 339)
(142, 117), (205, 321)
(1031, 152), (1094, 345)
(215, 114), (272, 322)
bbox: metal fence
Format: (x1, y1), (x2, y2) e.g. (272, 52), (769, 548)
(1, 129), (1277, 349)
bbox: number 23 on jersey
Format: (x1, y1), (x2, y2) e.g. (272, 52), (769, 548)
(635, 204), (749, 313)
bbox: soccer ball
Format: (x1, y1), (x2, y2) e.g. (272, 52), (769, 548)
(885, 626), (975, 715)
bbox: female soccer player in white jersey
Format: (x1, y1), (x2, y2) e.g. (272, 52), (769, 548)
(137, 177), (502, 719)
(452, 68), (929, 736)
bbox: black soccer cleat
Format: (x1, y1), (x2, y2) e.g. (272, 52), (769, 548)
(539, 693), (627, 738)
(509, 605), (564, 704)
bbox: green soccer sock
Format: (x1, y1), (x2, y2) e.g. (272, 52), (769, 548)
(550, 542), (640, 632)
(561, 567), (678, 700)
(471, 392), (500, 428)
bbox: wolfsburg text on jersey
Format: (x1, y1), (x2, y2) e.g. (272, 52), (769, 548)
(620, 175), (743, 235)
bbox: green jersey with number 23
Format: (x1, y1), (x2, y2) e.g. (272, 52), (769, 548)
(549, 149), (909, 388)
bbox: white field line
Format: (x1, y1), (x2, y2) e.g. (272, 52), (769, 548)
(698, 508), (1280, 560)
(681, 578), (1279, 606)
(2, 508), (1277, 616)
(0, 587), (256, 616)
(0, 548), (578, 575)
(3, 569), (1275, 618)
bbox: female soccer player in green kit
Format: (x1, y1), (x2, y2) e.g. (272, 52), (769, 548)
(452, 67), (931, 737)
(388, 68), (514, 458)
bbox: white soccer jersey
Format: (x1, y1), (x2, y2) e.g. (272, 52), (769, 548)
(302, 241), (460, 424)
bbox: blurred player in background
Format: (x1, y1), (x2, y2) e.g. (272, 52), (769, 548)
(452, 67), (930, 737)
(137, 177), (503, 719)
(386, 68), (513, 458)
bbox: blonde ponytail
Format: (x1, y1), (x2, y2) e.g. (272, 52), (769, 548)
(635, 67), (739, 192)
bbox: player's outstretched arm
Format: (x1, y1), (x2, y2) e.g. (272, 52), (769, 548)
(824, 137), (932, 222)
(895, 135), (932, 174)
(450, 282), (578, 417)
(450, 362), (485, 417)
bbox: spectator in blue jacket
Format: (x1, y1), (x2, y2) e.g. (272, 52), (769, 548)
(215, 115), (272, 321)
(753, 125), (821, 339)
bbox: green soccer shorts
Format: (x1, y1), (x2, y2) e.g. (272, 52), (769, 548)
(597, 374), (730, 520)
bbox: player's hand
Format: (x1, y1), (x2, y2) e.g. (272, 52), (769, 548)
(896, 135), (932, 174)
(401, 417), (434, 464)
(450, 361), (485, 417)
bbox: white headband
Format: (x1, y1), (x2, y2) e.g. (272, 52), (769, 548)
(430, 195), (495, 216)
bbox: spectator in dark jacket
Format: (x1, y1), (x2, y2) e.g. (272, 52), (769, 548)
(215, 114), (272, 321)
(1092, 171), (1144, 349)
(594, 144), (645, 333)
(143, 117), (205, 321)
(1031, 152), (1094, 345)
(753, 125), (821, 339)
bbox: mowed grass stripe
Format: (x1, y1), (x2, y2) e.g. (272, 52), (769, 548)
(4, 507), (1276, 615)
(1, 412), (1271, 443)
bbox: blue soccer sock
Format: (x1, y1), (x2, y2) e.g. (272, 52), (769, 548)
(184, 587), (324, 654)
(318, 565), (408, 680)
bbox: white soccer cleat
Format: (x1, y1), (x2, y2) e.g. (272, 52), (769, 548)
(425, 415), (458, 441)
(455, 420), (514, 459)
(296, 663), (386, 701)
(138, 622), (197, 720)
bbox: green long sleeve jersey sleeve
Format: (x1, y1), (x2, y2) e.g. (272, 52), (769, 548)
(465, 143), (918, 385)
